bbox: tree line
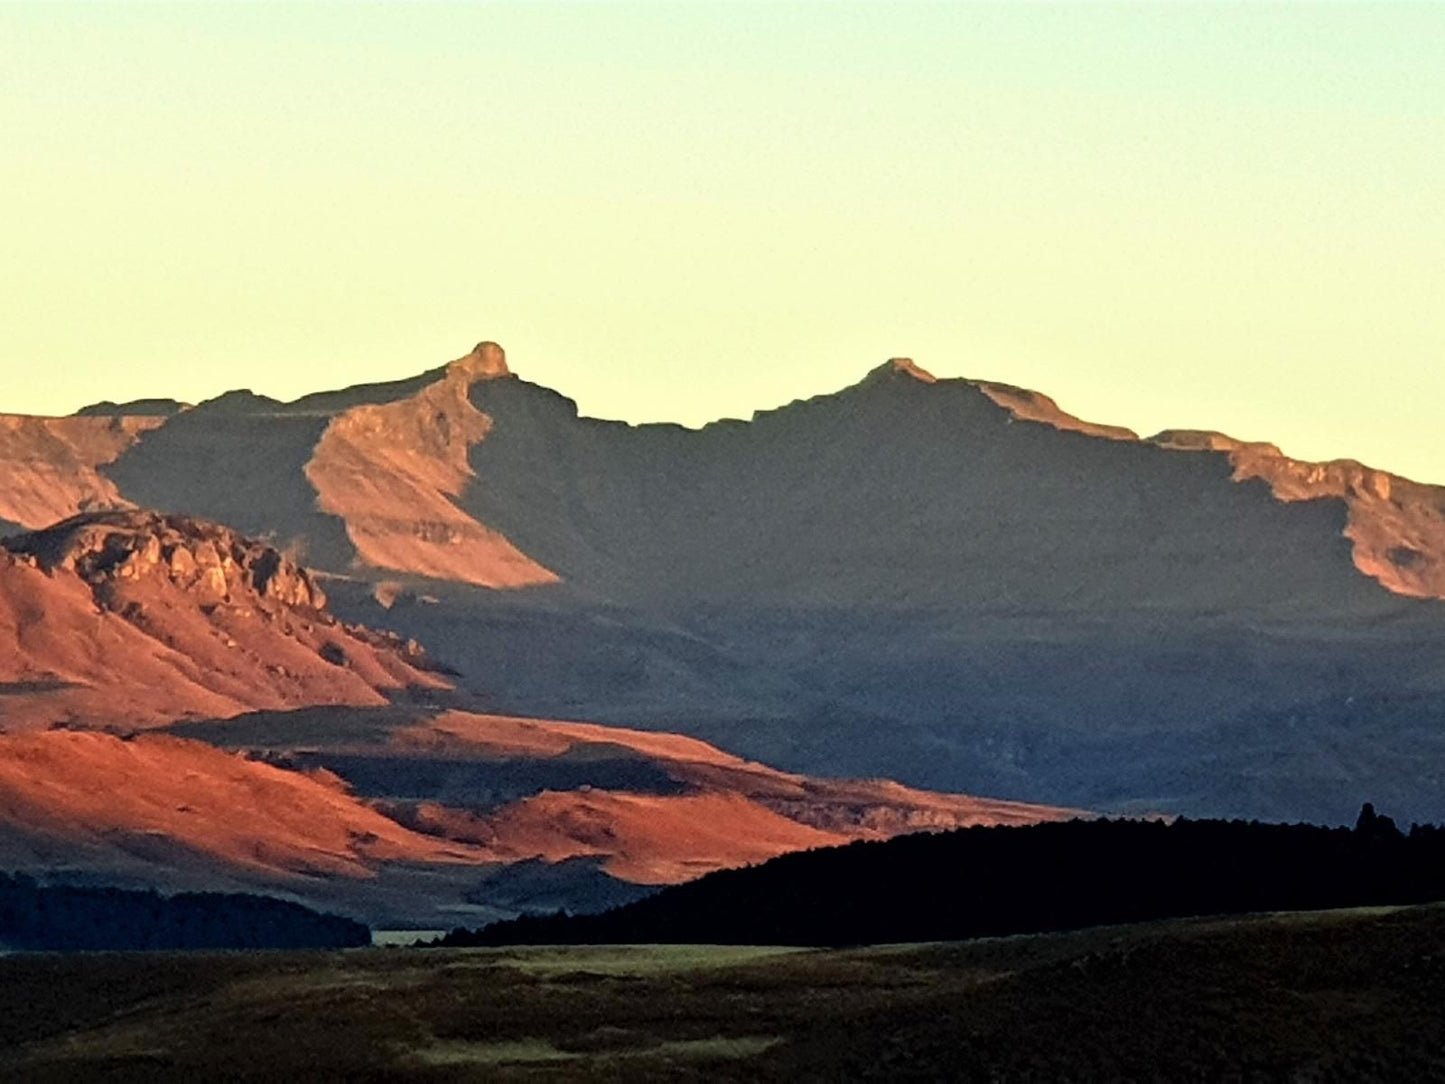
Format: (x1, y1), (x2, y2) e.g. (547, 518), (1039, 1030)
(0, 872), (368, 951)
(437, 804), (1445, 948)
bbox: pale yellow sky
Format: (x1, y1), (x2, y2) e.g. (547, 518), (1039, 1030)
(2, 3), (1442, 482)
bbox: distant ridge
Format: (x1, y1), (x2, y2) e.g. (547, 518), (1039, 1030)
(74, 398), (187, 418)
(6, 340), (1442, 598)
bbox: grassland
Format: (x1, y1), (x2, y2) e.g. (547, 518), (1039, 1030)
(2, 904), (1443, 1080)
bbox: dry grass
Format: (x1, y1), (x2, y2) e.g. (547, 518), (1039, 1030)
(2, 904), (1443, 1081)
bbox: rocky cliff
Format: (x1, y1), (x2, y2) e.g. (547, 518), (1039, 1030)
(0, 510), (446, 730)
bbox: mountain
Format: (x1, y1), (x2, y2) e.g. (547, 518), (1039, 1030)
(4, 342), (1445, 823)
(0, 511), (1065, 925)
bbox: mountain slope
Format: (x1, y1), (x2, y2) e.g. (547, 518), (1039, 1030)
(304, 343), (556, 587)
(170, 706), (1071, 891)
(0, 707), (1071, 925)
(0, 413), (165, 532)
(0, 510), (445, 730)
(457, 358), (1392, 615)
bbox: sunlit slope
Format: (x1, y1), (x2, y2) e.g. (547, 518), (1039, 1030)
(99, 343), (552, 586)
(0, 510), (445, 730)
(0, 706), (1071, 924)
(173, 707), (1072, 889)
(0, 414), (165, 531)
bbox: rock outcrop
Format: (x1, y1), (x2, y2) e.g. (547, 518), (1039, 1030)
(0, 511), (447, 731)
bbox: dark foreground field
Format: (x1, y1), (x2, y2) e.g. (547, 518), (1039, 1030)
(2, 904), (1444, 1081)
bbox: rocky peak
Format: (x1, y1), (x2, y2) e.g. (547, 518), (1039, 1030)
(857, 357), (938, 389)
(448, 341), (511, 383)
(4, 510), (326, 612)
(886, 357), (937, 383)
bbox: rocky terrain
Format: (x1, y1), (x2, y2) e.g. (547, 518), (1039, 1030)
(0, 510), (444, 730)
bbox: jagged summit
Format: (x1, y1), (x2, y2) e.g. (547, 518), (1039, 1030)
(859, 356), (938, 386)
(1149, 429), (1284, 457)
(449, 340), (511, 382)
(887, 357), (937, 383)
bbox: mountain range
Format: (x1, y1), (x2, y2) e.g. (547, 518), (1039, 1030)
(3, 339), (1445, 922)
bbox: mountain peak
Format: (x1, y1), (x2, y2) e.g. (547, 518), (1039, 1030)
(859, 357), (938, 387)
(448, 340), (511, 383)
(886, 357), (936, 383)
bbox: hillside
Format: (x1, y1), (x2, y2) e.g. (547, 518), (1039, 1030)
(0, 413), (165, 534)
(0, 510), (446, 730)
(0, 710), (1068, 926)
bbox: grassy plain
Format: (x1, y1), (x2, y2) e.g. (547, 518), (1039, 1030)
(2, 905), (1443, 1080)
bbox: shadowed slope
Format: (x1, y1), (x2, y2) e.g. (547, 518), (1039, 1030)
(460, 360), (1394, 615)
(101, 392), (357, 570)
(442, 811), (1445, 948)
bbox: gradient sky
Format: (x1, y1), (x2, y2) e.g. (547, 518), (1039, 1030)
(2, 3), (1442, 482)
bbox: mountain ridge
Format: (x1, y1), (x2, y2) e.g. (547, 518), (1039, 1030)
(6, 342), (1445, 823)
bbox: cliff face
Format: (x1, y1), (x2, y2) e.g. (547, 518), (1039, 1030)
(0, 510), (446, 731)
(1149, 432), (1445, 600)
(304, 342), (557, 587)
(8, 508), (329, 610)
